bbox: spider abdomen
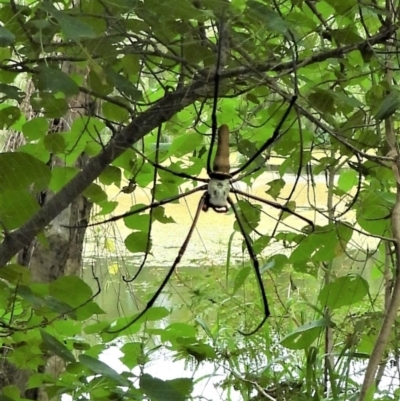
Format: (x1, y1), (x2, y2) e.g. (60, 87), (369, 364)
(207, 178), (230, 211)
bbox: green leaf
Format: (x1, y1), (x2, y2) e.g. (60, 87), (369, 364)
(49, 276), (93, 308)
(120, 342), (143, 369)
(107, 70), (143, 101)
(102, 100), (129, 123)
(233, 266), (251, 294)
(194, 318), (213, 339)
(42, 296), (77, 317)
(36, 66), (79, 96)
(167, 133), (203, 158)
(79, 354), (129, 386)
(233, 200), (261, 236)
(318, 275), (369, 310)
(139, 374), (188, 401)
(152, 207), (175, 224)
(337, 169), (358, 192)
(356, 191), (392, 236)
(0, 26), (14, 47)
(266, 178), (285, 199)
(374, 91), (400, 120)
(99, 166), (121, 186)
(0, 152), (50, 192)
(308, 89), (335, 114)
(84, 321), (110, 335)
(83, 183), (108, 203)
(22, 117), (49, 141)
(0, 106), (21, 128)
(49, 167), (78, 192)
(0, 83), (24, 102)
(165, 323), (197, 339)
(0, 264), (31, 285)
(30, 93), (69, 118)
(75, 301), (105, 321)
(40, 330), (76, 363)
(281, 318), (333, 350)
(103, 307), (169, 341)
(330, 28), (363, 45)
(43, 133), (66, 153)
(41, 3), (96, 40)
(247, 1), (289, 34)
(0, 191), (39, 230)
(125, 231), (151, 253)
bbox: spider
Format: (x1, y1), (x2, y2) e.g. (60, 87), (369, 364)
(86, 17), (313, 336)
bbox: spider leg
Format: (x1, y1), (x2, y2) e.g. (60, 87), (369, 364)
(232, 188), (314, 229)
(74, 184), (208, 228)
(227, 196), (269, 336)
(107, 192), (207, 333)
(230, 95), (297, 177)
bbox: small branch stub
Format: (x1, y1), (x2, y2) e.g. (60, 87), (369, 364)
(213, 124), (230, 174)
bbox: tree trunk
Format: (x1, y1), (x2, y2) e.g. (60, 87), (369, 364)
(0, 64), (94, 400)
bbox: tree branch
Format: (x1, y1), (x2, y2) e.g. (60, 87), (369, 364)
(0, 26), (396, 266)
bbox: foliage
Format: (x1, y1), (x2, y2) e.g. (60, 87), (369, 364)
(0, 0), (399, 400)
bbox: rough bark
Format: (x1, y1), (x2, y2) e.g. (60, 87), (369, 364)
(0, 64), (93, 400)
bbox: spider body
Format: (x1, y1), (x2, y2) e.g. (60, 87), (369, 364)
(204, 124), (231, 213)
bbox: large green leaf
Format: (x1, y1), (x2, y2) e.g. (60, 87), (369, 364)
(281, 318), (333, 350)
(36, 66), (79, 97)
(140, 374), (193, 401)
(40, 330), (76, 363)
(79, 354), (129, 386)
(318, 275), (369, 310)
(22, 117), (49, 141)
(49, 276), (94, 309)
(41, 3), (96, 40)
(0, 264), (31, 285)
(0, 152), (50, 192)
(0, 190), (39, 230)
(125, 231), (151, 253)
(167, 133), (203, 158)
(374, 91), (400, 120)
(0, 26), (14, 47)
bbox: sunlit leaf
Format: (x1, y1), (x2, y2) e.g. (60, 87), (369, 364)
(40, 330), (75, 363)
(36, 66), (79, 96)
(0, 152), (50, 192)
(104, 238), (116, 253)
(318, 275), (369, 309)
(140, 373), (191, 401)
(41, 3), (97, 40)
(79, 354), (129, 386)
(281, 318), (333, 350)
(308, 89), (335, 114)
(108, 263), (119, 275)
(167, 133), (203, 158)
(0, 264), (31, 285)
(233, 266), (251, 294)
(49, 276), (94, 308)
(337, 169), (358, 192)
(374, 91), (400, 121)
(0, 26), (15, 47)
(125, 231), (151, 253)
